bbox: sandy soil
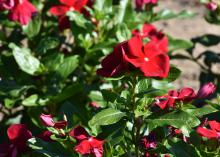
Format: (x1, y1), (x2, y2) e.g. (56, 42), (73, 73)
(154, 0), (220, 89)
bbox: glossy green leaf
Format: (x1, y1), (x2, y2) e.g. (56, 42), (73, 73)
(89, 108), (126, 127)
(22, 15), (41, 38)
(9, 43), (45, 75)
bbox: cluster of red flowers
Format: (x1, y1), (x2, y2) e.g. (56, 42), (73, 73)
(0, 0), (91, 26)
(197, 120), (220, 139)
(97, 24), (170, 78)
(155, 82), (216, 110)
(0, 113), (104, 157)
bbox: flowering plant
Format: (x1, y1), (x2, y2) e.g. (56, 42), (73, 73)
(0, 0), (219, 157)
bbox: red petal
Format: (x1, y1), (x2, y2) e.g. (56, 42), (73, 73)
(196, 127), (218, 139)
(69, 125), (89, 141)
(178, 87), (196, 101)
(126, 36), (144, 57)
(72, 0), (88, 11)
(74, 140), (91, 155)
(60, 0), (75, 6)
(140, 53), (170, 78)
(7, 124), (32, 151)
(155, 96), (169, 109)
(49, 5), (70, 16)
(58, 15), (70, 30)
(142, 23), (157, 37)
(38, 131), (53, 142)
(209, 121), (220, 132)
(144, 41), (164, 57)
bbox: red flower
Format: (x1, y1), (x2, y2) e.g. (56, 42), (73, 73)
(123, 36), (170, 78)
(97, 36), (170, 78)
(69, 126), (104, 157)
(155, 87), (196, 109)
(196, 120), (220, 139)
(40, 113), (68, 129)
(197, 82), (216, 99)
(49, 0), (88, 30)
(132, 24), (169, 53)
(135, 0), (158, 10)
(5, 0), (37, 25)
(7, 124), (32, 152)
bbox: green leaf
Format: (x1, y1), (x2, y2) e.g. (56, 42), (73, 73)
(116, 23), (131, 42)
(154, 10), (196, 21)
(184, 105), (218, 117)
(27, 138), (72, 157)
(53, 83), (83, 104)
(169, 140), (201, 157)
(22, 15), (41, 38)
(55, 55), (79, 79)
(147, 110), (200, 136)
(89, 108), (126, 127)
(67, 11), (92, 29)
(169, 36), (193, 52)
(9, 43), (45, 75)
(164, 66), (182, 83)
(114, 0), (129, 24)
(22, 94), (49, 107)
(36, 37), (59, 54)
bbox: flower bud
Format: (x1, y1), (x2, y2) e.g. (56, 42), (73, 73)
(197, 82), (216, 99)
(206, 2), (218, 11)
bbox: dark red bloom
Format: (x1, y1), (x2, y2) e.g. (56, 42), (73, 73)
(132, 24), (169, 53)
(5, 0), (37, 25)
(155, 87), (196, 110)
(0, 143), (17, 157)
(39, 113), (68, 129)
(135, 0), (158, 10)
(196, 120), (220, 139)
(49, 0), (88, 30)
(197, 82), (216, 99)
(69, 126), (104, 157)
(97, 41), (128, 77)
(7, 124), (32, 152)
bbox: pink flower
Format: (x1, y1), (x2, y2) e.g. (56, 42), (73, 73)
(40, 113), (68, 129)
(69, 126), (104, 157)
(197, 82), (216, 99)
(49, 0), (89, 30)
(132, 23), (169, 53)
(196, 120), (220, 139)
(206, 2), (218, 11)
(5, 0), (37, 25)
(89, 102), (101, 109)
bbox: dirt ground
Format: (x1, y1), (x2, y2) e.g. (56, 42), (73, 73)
(154, 0), (220, 90)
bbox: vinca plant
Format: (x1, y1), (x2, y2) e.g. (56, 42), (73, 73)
(0, 0), (219, 157)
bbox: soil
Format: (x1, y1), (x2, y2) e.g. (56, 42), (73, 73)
(154, 0), (220, 90)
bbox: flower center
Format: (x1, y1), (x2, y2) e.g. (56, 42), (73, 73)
(144, 57), (149, 62)
(69, 7), (75, 11)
